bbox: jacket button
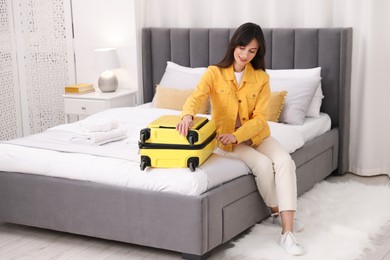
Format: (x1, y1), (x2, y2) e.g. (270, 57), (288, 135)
(252, 94), (256, 97)
(242, 118), (246, 121)
(238, 100), (242, 103)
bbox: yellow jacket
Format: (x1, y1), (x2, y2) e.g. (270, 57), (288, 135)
(181, 63), (270, 151)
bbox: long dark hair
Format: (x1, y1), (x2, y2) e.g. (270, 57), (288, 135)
(216, 22), (266, 71)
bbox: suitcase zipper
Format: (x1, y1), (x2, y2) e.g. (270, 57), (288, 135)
(139, 131), (216, 150)
(158, 118), (208, 130)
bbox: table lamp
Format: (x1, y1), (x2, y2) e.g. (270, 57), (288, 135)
(94, 48), (120, 92)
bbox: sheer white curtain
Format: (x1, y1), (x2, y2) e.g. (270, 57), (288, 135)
(139, 0), (390, 177)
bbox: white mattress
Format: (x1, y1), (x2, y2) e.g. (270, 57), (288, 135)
(0, 107), (330, 196)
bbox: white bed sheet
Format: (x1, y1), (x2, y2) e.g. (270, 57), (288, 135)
(0, 107), (330, 196)
(291, 113), (331, 143)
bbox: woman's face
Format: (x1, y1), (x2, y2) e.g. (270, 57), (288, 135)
(233, 38), (259, 72)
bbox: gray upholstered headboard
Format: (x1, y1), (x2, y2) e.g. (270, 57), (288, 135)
(142, 27), (352, 173)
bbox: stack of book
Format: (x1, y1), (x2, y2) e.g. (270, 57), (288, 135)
(65, 83), (95, 94)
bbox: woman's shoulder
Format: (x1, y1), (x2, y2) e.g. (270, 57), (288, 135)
(254, 68), (270, 81)
(244, 63), (268, 80)
(204, 65), (225, 77)
(207, 65), (234, 74)
(207, 65), (221, 72)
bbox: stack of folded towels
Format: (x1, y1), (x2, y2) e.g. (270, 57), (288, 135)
(70, 120), (127, 145)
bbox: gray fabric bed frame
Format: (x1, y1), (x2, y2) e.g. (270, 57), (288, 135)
(0, 27), (352, 260)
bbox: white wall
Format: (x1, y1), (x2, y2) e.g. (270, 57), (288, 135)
(72, 0), (139, 98)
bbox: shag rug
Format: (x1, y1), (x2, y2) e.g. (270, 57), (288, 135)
(220, 180), (390, 260)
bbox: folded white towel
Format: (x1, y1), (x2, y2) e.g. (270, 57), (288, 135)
(80, 120), (119, 133)
(70, 128), (127, 145)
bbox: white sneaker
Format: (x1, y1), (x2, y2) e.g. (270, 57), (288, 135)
(272, 214), (305, 232)
(278, 231), (306, 256)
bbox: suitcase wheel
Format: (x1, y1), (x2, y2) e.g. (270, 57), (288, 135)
(189, 162), (196, 172)
(140, 133), (146, 143)
(140, 156), (151, 171)
(139, 129), (151, 143)
(186, 131), (198, 146)
(188, 135), (194, 146)
(187, 157), (199, 172)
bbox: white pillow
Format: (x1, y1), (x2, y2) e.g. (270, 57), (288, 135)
(159, 61), (207, 89)
(270, 77), (321, 125)
(152, 62), (207, 106)
(267, 68), (324, 117)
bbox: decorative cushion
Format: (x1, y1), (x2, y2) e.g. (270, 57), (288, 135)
(154, 85), (208, 114)
(270, 77), (321, 125)
(268, 91), (288, 122)
(267, 68), (323, 117)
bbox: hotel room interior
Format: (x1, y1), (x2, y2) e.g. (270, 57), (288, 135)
(0, 0), (389, 259)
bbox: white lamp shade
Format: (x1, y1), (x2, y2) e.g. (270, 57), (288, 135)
(94, 48), (120, 73)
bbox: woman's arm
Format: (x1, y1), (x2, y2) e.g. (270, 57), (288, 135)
(177, 68), (213, 136)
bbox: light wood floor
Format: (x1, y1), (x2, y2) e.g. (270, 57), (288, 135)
(1, 173), (389, 260)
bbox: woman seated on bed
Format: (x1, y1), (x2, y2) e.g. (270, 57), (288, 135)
(176, 22), (305, 256)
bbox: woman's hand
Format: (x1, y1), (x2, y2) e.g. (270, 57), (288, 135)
(217, 133), (237, 145)
(176, 115), (194, 136)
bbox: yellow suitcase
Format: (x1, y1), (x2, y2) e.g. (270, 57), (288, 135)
(139, 115), (216, 171)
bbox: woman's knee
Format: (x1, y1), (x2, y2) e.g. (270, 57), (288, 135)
(251, 155), (273, 177)
(274, 151), (295, 168)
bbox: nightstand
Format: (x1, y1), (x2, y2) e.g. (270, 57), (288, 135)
(62, 88), (137, 123)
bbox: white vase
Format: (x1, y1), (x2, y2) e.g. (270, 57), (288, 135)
(98, 71), (118, 92)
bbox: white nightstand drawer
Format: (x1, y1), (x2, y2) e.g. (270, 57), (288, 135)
(62, 88), (137, 123)
(64, 98), (107, 115)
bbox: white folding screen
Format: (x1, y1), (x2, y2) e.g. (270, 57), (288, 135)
(0, 0), (75, 140)
(14, 0), (75, 135)
(0, 0), (22, 140)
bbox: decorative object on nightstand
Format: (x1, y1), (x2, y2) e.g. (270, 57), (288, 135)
(94, 48), (120, 93)
(65, 83), (95, 94)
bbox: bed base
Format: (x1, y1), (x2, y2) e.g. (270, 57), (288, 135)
(0, 171), (267, 257)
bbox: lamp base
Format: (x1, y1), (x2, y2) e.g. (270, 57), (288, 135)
(98, 71), (118, 92)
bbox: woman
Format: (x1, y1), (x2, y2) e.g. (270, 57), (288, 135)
(176, 22), (305, 256)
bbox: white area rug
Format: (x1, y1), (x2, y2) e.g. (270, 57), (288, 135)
(221, 181), (390, 260)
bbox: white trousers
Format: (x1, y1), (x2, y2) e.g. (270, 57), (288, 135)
(216, 137), (297, 212)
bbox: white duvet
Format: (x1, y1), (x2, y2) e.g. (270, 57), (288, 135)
(0, 107), (330, 196)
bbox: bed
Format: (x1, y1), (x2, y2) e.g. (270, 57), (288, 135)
(0, 27), (352, 259)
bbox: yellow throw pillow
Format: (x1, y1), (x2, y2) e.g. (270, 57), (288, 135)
(268, 91), (288, 122)
(154, 85), (209, 114)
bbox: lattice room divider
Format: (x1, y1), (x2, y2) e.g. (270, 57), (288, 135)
(0, 0), (75, 140)
(0, 0), (21, 140)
